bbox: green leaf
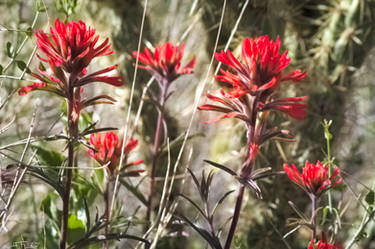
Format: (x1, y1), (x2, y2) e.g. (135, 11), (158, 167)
(365, 190), (375, 206)
(16, 60), (26, 71)
(39, 219), (59, 249)
(26, 27), (33, 37)
(33, 145), (66, 167)
(78, 111), (93, 132)
(74, 176), (101, 207)
(323, 119), (333, 141)
(40, 192), (61, 229)
(321, 206), (329, 225)
(16, 60), (31, 73)
(120, 179), (148, 206)
(0, 64), (3, 75)
(6, 42), (13, 58)
(34, 0), (46, 12)
(67, 215), (86, 244)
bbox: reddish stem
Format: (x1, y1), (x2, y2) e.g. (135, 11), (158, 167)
(60, 98), (78, 249)
(146, 81), (168, 222)
(60, 79), (79, 249)
(225, 97), (258, 249)
(224, 185), (245, 249)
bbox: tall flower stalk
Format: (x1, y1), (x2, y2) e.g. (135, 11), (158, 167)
(198, 35), (307, 249)
(89, 131), (144, 246)
(133, 42), (196, 221)
(19, 18), (123, 249)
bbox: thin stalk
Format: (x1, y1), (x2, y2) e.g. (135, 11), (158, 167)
(60, 142), (73, 249)
(326, 131), (333, 212)
(324, 120), (333, 212)
(60, 87), (79, 249)
(224, 185), (245, 249)
(103, 179), (111, 249)
(310, 194), (317, 239)
(225, 96), (258, 249)
(146, 81), (168, 221)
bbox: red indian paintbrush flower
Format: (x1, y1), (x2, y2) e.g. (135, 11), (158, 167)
(198, 36), (307, 249)
(133, 41), (196, 84)
(283, 160), (342, 197)
(19, 18), (123, 96)
(215, 35), (306, 98)
(198, 35), (307, 125)
(308, 238), (343, 249)
(133, 42), (196, 221)
(89, 132), (144, 176)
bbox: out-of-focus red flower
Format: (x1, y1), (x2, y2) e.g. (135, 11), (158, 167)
(89, 132), (144, 176)
(18, 18), (123, 97)
(133, 42), (196, 84)
(308, 238), (343, 249)
(283, 160), (342, 197)
(198, 35), (307, 125)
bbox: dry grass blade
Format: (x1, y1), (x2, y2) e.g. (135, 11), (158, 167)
(110, 0), (149, 218)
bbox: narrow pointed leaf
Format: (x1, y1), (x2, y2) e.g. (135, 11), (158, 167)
(178, 193), (207, 219)
(178, 215), (223, 249)
(204, 160), (237, 177)
(212, 190), (235, 216)
(119, 179), (147, 206)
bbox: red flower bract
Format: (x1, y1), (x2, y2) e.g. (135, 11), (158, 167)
(283, 160), (342, 197)
(198, 35), (307, 125)
(36, 18), (113, 74)
(89, 132), (144, 176)
(133, 42), (196, 83)
(18, 18), (123, 97)
(308, 238), (343, 249)
(215, 35), (306, 97)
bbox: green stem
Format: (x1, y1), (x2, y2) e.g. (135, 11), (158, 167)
(326, 131), (333, 212)
(310, 194), (317, 239)
(103, 179), (111, 249)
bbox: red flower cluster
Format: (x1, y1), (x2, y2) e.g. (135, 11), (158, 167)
(198, 35), (307, 124)
(308, 238), (343, 249)
(215, 36), (305, 97)
(133, 42), (196, 84)
(19, 18), (123, 97)
(89, 132), (144, 176)
(283, 160), (342, 197)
